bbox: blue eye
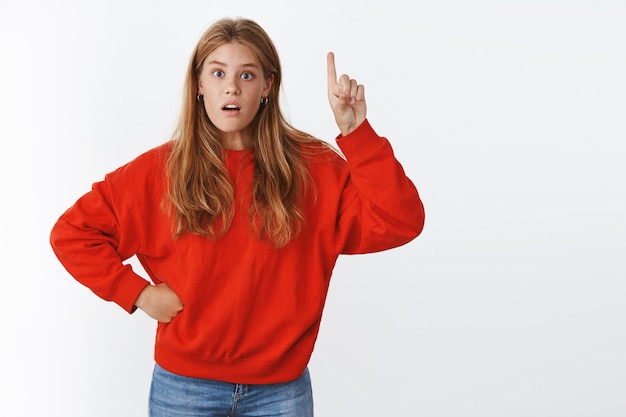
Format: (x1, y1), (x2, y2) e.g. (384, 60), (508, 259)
(213, 70), (224, 78)
(241, 73), (254, 80)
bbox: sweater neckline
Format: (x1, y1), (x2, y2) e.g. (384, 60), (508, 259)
(224, 148), (253, 160)
(223, 149), (254, 173)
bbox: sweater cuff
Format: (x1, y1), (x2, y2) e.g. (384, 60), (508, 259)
(111, 267), (151, 314)
(335, 119), (387, 159)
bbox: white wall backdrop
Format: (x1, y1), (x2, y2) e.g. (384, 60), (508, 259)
(1, 0), (625, 416)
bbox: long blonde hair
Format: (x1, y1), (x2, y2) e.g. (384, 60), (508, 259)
(166, 17), (320, 247)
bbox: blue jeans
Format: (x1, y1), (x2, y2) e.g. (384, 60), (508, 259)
(149, 364), (314, 417)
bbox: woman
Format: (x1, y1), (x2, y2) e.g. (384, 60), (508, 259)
(50, 17), (424, 417)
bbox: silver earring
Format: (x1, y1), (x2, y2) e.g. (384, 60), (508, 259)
(197, 94), (204, 102)
(260, 97), (269, 105)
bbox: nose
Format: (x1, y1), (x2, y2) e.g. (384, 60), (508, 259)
(225, 75), (240, 95)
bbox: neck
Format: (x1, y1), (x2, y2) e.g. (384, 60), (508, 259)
(221, 131), (250, 150)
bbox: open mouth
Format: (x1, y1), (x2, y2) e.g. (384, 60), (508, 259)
(222, 104), (241, 111)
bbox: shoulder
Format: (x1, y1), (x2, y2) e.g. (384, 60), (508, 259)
(104, 142), (172, 191)
(298, 141), (350, 190)
(300, 140), (346, 167)
(108, 142), (171, 176)
(124, 142), (172, 169)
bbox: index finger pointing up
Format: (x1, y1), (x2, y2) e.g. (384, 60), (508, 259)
(327, 52), (337, 87)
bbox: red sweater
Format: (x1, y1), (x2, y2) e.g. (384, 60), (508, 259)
(50, 120), (424, 384)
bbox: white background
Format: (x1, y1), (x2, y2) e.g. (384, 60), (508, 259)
(1, 0), (625, 416)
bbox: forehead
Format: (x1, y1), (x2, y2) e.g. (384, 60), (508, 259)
(205, 42), (260, 67)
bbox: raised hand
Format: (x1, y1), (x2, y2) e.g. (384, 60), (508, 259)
(327, 52), (367, 136)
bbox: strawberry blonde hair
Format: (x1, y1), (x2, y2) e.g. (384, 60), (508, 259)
(166, 17), (321, 247)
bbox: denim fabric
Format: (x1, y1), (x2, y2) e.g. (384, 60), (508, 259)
(149, 363), (314, 417)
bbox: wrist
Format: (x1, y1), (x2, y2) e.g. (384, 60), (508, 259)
(134, 284), (154, 310)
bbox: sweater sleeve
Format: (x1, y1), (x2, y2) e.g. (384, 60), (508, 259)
(49, 155), (159, 313)
(334, 120), (425, 254)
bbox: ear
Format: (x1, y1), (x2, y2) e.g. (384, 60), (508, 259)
(263, 74), (274, 96)
(197, 78), (204, 96)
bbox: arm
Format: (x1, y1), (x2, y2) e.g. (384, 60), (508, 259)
(327, 52), (425, 254)
(50, 152), (183, 321)
(50, 179), (150, 313)
(333, 121), (425, 254)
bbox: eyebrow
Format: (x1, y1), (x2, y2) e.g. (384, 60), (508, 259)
(206, 60), (260, 69)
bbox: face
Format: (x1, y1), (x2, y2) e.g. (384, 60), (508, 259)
(198, 42), (273, 149)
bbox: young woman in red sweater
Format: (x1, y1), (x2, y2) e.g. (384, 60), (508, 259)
(51, 17), (424, 417)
